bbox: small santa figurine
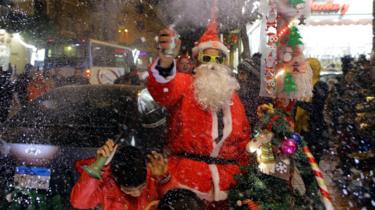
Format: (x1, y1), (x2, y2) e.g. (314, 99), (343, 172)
(147, 2), (251, 207)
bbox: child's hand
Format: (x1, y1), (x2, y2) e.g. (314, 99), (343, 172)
(147, 151), (168, 178)
(96, 139), (118, 165)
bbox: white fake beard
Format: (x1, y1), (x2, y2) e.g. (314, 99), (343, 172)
(193, 63), (239, 112)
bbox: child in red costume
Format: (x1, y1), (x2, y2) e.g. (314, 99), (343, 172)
(70, 140), (175, 210)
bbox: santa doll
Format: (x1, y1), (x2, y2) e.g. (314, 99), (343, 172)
(147, 5), (251, 206)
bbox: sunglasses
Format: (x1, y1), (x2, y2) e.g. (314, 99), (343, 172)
(198, 53), (225, 64)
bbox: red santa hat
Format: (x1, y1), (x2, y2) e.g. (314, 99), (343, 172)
(177, 53), (191, 62)
(192, 0), (229, 58)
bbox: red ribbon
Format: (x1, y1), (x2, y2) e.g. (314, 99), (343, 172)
(313, 170), (323, 179)
(306, 157), (318, 165)
(267, 115), (281, 130)
(266, 115), (294, 131)
(319, 188), (333, 201)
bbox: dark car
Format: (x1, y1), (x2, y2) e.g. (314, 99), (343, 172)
(319, 71), (343, 83)
(0, 85), (166, 209)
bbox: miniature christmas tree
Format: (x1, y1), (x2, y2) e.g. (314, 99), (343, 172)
(283, 72), (297, 95)
(289, 0), (305, 8)
(287, 26), (303, 48)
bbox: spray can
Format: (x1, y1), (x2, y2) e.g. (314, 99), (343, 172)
(161, 25), (178, 58)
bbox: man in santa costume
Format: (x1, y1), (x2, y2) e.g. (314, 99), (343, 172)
(147, 6), (251, 208)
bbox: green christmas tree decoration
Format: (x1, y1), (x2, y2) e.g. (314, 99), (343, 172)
(229, 105), (324, 209)
(289, 0), (305, 8)
(229, 152), (323, 210)
(283, 72), (297, 95)
(287, 26), (303, 48)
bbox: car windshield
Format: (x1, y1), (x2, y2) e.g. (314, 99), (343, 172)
(1, 85), (141, 147)
(0, 0), (374, 209)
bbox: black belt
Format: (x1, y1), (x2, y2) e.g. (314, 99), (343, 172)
(176, 153), (237, 165)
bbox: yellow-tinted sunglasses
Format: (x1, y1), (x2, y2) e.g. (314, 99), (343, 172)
(198, 53), (225, 64)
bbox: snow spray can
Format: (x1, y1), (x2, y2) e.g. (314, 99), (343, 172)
(161, 25), (178, 58)
(82, 128), (125, 179)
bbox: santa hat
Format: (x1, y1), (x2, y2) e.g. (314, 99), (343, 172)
(177, 53), (191, 62)
(192, 0), (229, 58)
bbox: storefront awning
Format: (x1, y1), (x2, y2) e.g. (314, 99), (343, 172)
(308, 18), (371, 26)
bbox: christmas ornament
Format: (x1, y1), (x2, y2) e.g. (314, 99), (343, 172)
(264, 52), (277, 95)
(283, 53), (293, 63)
(275, 161), (288, 174)
(292, 61), (300, 72)
(281, 138), (297, 155)
(258, 141), (276, 174)
(288, 0), (305, 8)
(283, 72), (297, 95)
(287, 26), (303, 48)
(237, 199), (259, 210)
(298, 15), (306, 25)
(246, 130), (274, 154)
(303, 146), (334, 210)
(246, 130), (276, 174)
(252, 129), (261, 138)
(266, 7), (277, 30)
(267, 32), (279, 47)
(290, 132), (302, 144)
(261, 0), (312, 100)
(260, 0), (278, 97)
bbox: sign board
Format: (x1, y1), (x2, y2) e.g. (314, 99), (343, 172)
(311, 1), (350, 16)
(14, 166), (51, 190)
(90, 66), (124, 84)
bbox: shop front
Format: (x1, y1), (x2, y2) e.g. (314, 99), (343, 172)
(301, 0), (372, 71)
(247, 0), (373, 71)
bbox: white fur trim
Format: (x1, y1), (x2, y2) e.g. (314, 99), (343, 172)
(150, 58), (176, 84)
(192, 41), (229, 57)
(212, 111), (219, 141)
(221, 105), (233, 144)
(211, 105), (233, 158)
(140, 71), (149, 80)
(209, 164), (228, 201)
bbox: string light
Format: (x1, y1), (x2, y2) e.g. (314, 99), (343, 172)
(275, 69), (286, 78)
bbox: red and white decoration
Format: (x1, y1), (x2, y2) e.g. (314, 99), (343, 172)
(260, 0), (278, 96)
(260, 0), (312, 100)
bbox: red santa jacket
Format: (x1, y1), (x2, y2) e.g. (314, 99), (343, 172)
(70, 158), (174, 210)
(147, 60), (251, 201)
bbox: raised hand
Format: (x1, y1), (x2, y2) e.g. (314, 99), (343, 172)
(147, 151), (169, 178)
(158, 27), (181, 68)
(96, 139), (118, 165)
